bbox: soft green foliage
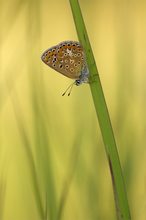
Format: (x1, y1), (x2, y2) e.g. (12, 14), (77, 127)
(0, 1), (145, 220)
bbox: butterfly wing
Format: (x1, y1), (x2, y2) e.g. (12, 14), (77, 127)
(41, 41), (86, 79)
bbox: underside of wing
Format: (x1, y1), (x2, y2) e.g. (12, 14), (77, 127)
(41, 41), (86, 80)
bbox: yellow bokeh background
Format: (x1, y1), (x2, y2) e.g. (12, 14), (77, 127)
(0, 0), (146, 220)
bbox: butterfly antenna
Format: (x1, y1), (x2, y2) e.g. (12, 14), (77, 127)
(67, 83), (75, 96)
(62, 82), (75, 96)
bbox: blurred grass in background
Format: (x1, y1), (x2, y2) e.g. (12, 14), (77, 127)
(0, 0), (145, 219)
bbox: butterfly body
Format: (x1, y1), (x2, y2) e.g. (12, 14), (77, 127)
(41, 41), (89, 86)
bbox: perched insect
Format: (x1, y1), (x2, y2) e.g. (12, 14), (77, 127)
(41, 41), (89, 95)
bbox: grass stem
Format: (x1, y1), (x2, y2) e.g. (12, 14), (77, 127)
(69, 1), (131, 219)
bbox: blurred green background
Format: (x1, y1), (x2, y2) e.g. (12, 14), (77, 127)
(0, 0), (145, 219)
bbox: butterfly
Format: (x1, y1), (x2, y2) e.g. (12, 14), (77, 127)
(41, 41), (89, 95)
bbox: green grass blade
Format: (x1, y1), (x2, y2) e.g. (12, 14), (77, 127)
(69, 1), (131, 219)
(7, 84), (44, 219)
(0, 174), (6, 220)
(57, 132), (83, 220)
